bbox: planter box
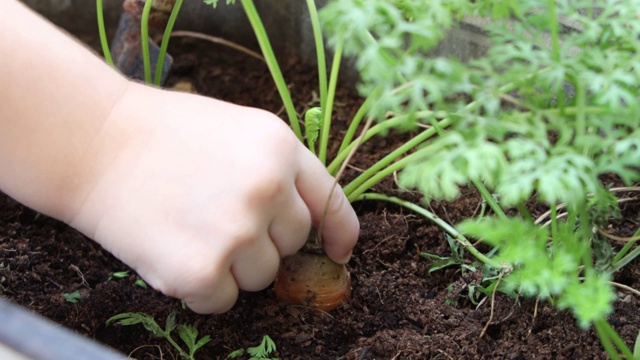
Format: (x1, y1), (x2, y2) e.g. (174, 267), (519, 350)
(0, 297), (124, 360)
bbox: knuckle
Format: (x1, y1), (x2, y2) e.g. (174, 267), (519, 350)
(224, 218), (262, 252)
(179, 255), (224, 290)
(248, 174), (287, 205)
(262, 116), (299, 157)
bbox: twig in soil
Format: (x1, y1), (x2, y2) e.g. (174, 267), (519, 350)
(480, 270), (505, 338)
(610, 186), (640, 193)
(382, 208), (391, 228)
(500, 298), (519, 324)
(597, 228), (640, 242)
(69, 264), (90, 289)
(128, 344), (165, 360)
(534, 203), (567, 225)
(392, 170), (419, 195)
(535, 187), (640, 225)
(435, 349), (455, 360)
(470, 198), (483, 219)
(274, 104), (286, 117)
(362, 235), (395, 255)
(347, 163), (366, 173)
(439, 201), (454, 227)
(540, 212), (568, 228)
(169, 30), (266, 63)
(608, 281), (640, 297)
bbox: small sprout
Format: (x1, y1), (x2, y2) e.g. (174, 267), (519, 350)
(135, 278), (148, 288)
(178, 324), (212, 360)
(203, 0), (236, 8)
(304, 107), (323, 153)
(228, 349), (245, 358)
(63, 290), (82, 304)
(107, 270), (130, 281)
(228, 335), (278, 360)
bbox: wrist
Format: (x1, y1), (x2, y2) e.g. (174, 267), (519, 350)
(63, 80), (145, 234)
(0, 0), (133, 224)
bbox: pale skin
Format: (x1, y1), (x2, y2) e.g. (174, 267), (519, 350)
(0, 0), (359, 314)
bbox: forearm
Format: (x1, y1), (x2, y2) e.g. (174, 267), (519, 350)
(0, 0), (129, 221)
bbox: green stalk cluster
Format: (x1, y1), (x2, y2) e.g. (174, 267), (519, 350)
(96, 0), (184, 86)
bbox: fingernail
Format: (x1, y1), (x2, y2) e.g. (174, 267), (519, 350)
(335, 249), (353, 265)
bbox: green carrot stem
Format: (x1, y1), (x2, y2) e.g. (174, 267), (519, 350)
(344, 141), (435, 201)
(612, 229), (640, 272)
(240, 0), (302, 141)
(328, 116), (407, 176)
(338, 70), (535, 199)
(318, 40), (343, 165)
(96, 0), (114, 66)
(305, 0), (327, 109)
(594, 319), (633, 360)
(472, 180), (507, 221)
(140, 0), (154, 84)
(328, 109), (443, 175)
(594, 320), (621, 360)
(606, 321), (635, 359)
(342, 117), (450, 198)
(154, 0), (184, 86)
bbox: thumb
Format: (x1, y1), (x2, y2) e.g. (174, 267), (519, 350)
(295, 150), (359, 263)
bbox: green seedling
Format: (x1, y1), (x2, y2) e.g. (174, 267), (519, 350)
(62, 290), (82, 304)
(228, 335), (278, 360)
(421, 234), (477, 273)
(107, 270), (148, 288)
(107, 311), (211, 360)
(134, 278), (148, 288)
(107, 270), (130, 281)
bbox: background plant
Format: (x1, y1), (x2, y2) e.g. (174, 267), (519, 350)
(321, 0), (640, 358)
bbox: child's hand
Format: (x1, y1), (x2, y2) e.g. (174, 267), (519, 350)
(68, 82), (360, 314)
(0, 1), (357, 314)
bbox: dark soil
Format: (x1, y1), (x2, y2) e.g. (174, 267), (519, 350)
(2, 36), (639, 360)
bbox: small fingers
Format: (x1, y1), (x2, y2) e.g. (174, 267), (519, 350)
(295, 151), (360, 264)
(317, 186), (359, 264)
(146, 248), (240, 314)
(230, 233), (281, 291)
(183, 270), (239, 314)
(268, 186), (312, 257)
